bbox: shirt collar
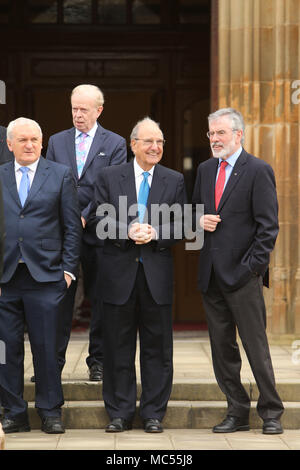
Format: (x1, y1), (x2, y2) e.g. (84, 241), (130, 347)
(134, 158), (155, 178)
(75, 122), (98, 139)
(15, 158), (40, 173)
(219, 146), (243, 167)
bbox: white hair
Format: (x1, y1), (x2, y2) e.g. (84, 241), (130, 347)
(130, 116), (163, 140)
(71, 84), (105, 107)
(7, 117), (43, 140)
(208, 108), (245, 144)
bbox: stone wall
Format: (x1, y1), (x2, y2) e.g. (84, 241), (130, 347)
(217, 0), (300, 334)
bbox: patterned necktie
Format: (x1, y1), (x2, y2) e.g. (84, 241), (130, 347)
(215, 160), (228, 210)
(138, 171), (150, 223)
(18, 166), (30, 206)
(76, 132), (89, 177)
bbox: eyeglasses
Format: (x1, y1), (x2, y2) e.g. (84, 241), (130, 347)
(134, 138), (166, 147)
(206, 129), (239, 139)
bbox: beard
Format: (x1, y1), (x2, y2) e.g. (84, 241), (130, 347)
(210, 136), (237, 159)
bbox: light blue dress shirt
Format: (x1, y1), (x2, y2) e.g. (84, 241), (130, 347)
(215, 146), (243, 189)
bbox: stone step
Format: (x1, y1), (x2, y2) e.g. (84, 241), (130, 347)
(27, 401), (300, 430)
(24, 379), (300, 402)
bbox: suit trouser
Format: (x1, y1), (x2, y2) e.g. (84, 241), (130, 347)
(0, 264), (65, 420)
(202, 270), (284, 421)
(57, 241), (103, 370)
(103, 263), (173, 422)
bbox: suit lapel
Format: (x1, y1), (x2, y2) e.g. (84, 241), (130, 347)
(119, 162), (137, 223)
(208, 158), (219, 213)
(217, 149), (248, 212)
(147, 164), (167, 211)
(66, 128), (78, 178)
(23, 157), (50, 208)
(3, 162), (21, 207)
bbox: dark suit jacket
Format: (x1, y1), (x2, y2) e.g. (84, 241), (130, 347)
(0, 126), (13, 165)
(0, 158), (82, 284)
(0, 180), (4, 278)
(46, 123), (127, 246)
(192, 149), (279, 293)
(91, 161), (187, 305)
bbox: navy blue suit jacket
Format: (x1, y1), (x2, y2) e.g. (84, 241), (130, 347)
(92, 161), (187, 305)
(46, 123), (127, 246)
(0, 158), (82, 284)
(192, 149), (279, 293)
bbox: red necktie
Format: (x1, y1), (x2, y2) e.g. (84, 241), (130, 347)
(215, 160), (228, 210)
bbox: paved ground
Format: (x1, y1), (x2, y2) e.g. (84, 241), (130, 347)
(2, 331), (300, 451)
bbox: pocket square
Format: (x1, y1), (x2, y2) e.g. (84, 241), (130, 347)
(98, 152), (106, 157)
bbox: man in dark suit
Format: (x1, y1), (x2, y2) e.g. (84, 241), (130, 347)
(0, 126), (13, 165)
(0, 180), (4, 279)
(46, 84), (127, 381)
(91, 117), (186, 433)
(0, 117), (82, 434)
(192, 108), (284, 435)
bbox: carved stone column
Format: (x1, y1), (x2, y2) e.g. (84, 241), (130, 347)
(217, 0), (300, 335)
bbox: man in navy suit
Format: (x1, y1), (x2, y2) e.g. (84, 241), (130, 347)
(92, 117), (187, 433)
(0, 126), (13, 165)
(0, 117), (82, 434)
(192, 108), (284, 435)
(46, 84), (127, 381)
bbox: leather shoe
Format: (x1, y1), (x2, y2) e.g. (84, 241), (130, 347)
(213, 416), (250, 433)
(144, 418), (163, 433)
(105, 418), (132, 433)
(262, 419), (283, 434)
(1, 417), (31, 433)
(89, 364), (103, 381)
(41, 417), (65, 434)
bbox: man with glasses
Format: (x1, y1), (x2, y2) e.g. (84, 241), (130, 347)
(192, 108), (284, 435)
(91, 117), (186, 433)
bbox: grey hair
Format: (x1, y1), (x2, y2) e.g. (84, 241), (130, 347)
(208, 108), (245, 144)
(7, 117), (43, 140)
(71, 84), (104, 107)
(130, 116), (163, 140)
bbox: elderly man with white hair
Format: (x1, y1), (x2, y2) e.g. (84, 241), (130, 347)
(0, 117), (82, 434)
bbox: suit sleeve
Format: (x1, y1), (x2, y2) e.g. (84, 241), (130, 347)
(0, 180), (5, 279)
(249, 163), (279, 274)
(110, 137), (127, 166)
(46, 137), (55, 161)
(152, 173), (188, 249)
(60, 168), (82, 275)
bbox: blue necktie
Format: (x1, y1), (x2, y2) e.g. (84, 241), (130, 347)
(18, 167), (30, 206)
(138, 171), (150, 223)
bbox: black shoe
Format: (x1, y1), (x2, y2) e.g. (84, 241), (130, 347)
(89, 364), (103, 381)
(41, 417), (65, 434)
(262, 419), (283, 435)
(1, 417), (31, 433)
(144, 418), (163, 433)
(105, 418), (132, 433)
(213, 416), (250, 433)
